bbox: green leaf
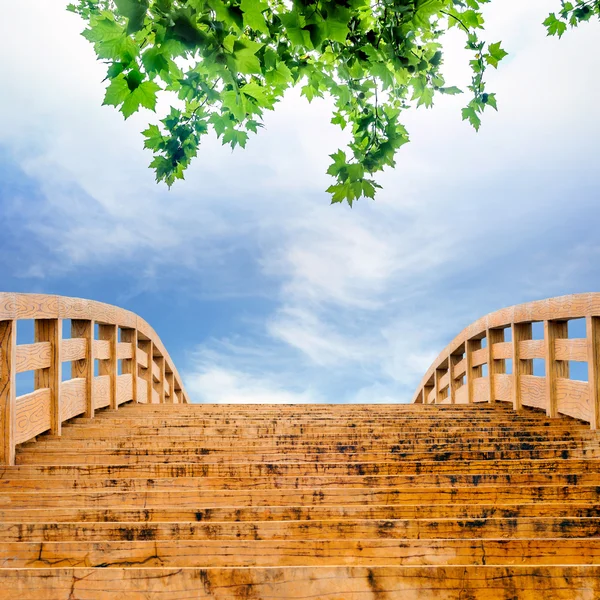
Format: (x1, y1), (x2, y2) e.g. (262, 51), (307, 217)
(543, 13), (568, 37)
(121, 81), (161, 118)
(240, 0), (268, 32)
(142, 124), (164, 150)
(103, 75), (130, 107)
(462, 105), (481, 131)
(484, 41), (508, 68)
(114, 0), (148, 34)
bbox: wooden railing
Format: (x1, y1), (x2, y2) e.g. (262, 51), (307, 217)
(0, 293), (190, 465)
(412, 293), (600, 430)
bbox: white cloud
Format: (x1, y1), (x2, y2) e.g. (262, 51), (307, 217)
(1, 1), (599, 403)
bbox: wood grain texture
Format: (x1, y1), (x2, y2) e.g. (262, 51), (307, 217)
(116, 374), (133, 406)
(412, 293), (600, 430)
(556, 378), (590, 422)
(60, 378), (86, 422)
(555, 338), (588, 362)
(0, 320), (16, 465)
(71, 320), (93, 419)
(93, 376), (110, 410)
(98, 325), (117, 410)
(588, 316), (600, 430)
(518, 340), (545, 360)
(472, 377), (490, 403)
(494, 374), (513, 403)
(61, 338), (87, 363)
(14, 389), (51, 445)
(34, 319), (61, 436)
(471, 347), (488, 368)
(93, 340), (111, 361)
(0, 293), (189, 404)
(15, 342), (51, 373)
(520, 375), (546, 410)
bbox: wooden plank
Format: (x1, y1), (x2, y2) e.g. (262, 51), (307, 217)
(154, 355), (165, 404)
(520, 374), (546, 410)
(136, 377), (148, 404)
(487, 328), (505, 405)
(61, 338), (86, 363)
(472, 377), (490, 403)
(15, 342), (51, 373)
(556, 378), (591, 423)
(120, 329), (137, 404)
(116, 374), (133, 406)
(71, 320), (94, 419)
(98, 324), (117, 410)
(454, 385), (468, 404)
(587, 316), (600, 430)
(471, 347), (488, 368)
(93, 376), (110, 409)
(519, 339), (545, 359)
(152, 358), (161, 383)
(555, 338), (588, 363)
(14, 388), (51, 445)
(466, 339), (481, 404)
(60, 378), (86, 422)
(165, 372), (174, 402)
(138, 340), (153, 405)
(491, 341), (512, 360)
(93, 340), (111, 360)
(512, 323), (532, 411)
(117, 342), (132, 360)
(3, 566), (600, 600)
(544, 320), (569, 418)
(0, 320), (16, 465)
(494, 373), (513, 403)
(454, 357), (466, 377)
(136, 347), (148, 368)
(34, 319), (61, 436)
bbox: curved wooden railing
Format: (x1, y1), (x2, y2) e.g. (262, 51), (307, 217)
(412, 293), (600, 430)
(0, 293), (190, 465)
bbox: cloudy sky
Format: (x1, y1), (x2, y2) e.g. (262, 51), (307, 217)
(0, 1), (598, 403)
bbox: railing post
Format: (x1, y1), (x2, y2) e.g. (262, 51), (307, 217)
(0, 320), (16, 465)
(424, 382), (434, 405)
(586, 316), (600, 430)
(487, 328), (505, 404)
(155, 355), (166, 404)
(544, 320), (568, 418)
(512, 323), (531, 412)
(448, 353), (458, 404)
(121, 328), (138, 404)
(35, 319), (62, 436)
(138, 339), (152, 404)
(466, 338), (481, 404)
(98, 324), (117, 410)
(71, 320), (94, 419)
(166, 371), (175, 403)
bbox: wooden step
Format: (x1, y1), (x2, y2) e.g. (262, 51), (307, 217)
(1, 566), (599, 599)
(4, 538), (600, 568)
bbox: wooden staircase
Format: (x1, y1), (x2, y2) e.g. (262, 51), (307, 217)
(1, 402), (600, 599)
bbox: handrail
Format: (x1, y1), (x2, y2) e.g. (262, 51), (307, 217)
(0, 293), (190, 465)
(412, 293), (600, 430)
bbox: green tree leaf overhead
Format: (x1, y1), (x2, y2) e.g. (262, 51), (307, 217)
(68, 0), (599, 205)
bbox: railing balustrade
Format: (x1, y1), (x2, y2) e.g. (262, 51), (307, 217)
(412, 293), (600, 430)
(0, 293), (189, 465)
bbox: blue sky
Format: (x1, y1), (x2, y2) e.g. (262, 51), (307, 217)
(0, 1), (599, 403)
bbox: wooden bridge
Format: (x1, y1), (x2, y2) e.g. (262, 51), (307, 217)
(1, 292), (600, 598)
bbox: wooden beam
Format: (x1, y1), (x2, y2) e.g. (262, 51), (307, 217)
(544, 320), (568, 419)
(586, 316), (600, 430)
(98, 324), (117, 411)
(120, 329), (138, 404)
(487, 328), (505, 404)
(465, 339), (481, 404)
(138, 339), (152, 404)
(0, 320), (16, 465)
(512, 323), (532, 412)
(34, 319), (61, 436)
(71, 320), (94, 419)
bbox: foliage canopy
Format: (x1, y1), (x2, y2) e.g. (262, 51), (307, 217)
(69, 0), (599, 206)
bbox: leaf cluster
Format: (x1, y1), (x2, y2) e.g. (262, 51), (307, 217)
(66, 0), (591, 206)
